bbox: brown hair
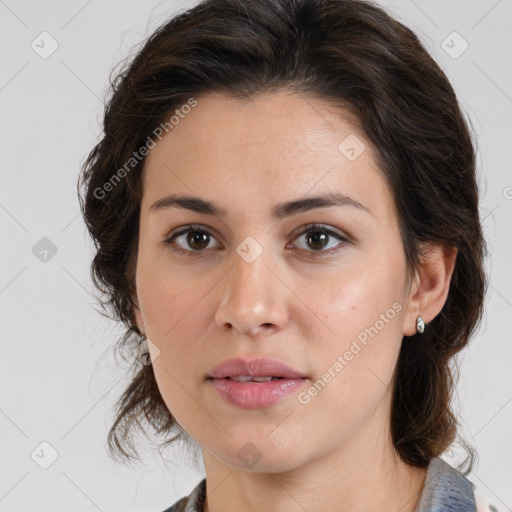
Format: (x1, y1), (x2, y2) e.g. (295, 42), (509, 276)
(78, 0), (487, 472)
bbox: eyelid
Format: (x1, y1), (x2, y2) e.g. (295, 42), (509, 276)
(164, 222), (351, 255)
(165, 223), (222, 249)
(286, 223), (351, 256)
(289, 223), (350, 243)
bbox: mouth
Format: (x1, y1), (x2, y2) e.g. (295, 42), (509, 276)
(206, 357), (307, 408)
(209, 376), (290, 382)
(207, 356), (307, 381)
(207, 374), (307, 409)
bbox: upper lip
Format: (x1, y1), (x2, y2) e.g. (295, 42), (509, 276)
(208, 357), (307, 379)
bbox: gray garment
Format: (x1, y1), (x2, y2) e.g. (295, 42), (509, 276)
(161, 457), (476, 512)
(415, 457), (476, 512)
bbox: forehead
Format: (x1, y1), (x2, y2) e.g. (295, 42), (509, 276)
(141, 90), (394, 221)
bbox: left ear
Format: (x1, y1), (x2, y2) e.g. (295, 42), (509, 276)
(402, 242), (458, 336)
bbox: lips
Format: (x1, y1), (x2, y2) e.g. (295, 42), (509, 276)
(207, 357), (308, 408)
(207, 357), (307, 380)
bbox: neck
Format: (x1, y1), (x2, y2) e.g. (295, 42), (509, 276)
(201, 419), (428, 512)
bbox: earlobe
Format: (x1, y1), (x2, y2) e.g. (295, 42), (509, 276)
(402, 243), (458, 337)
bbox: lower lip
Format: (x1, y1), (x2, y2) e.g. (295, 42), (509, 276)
(208, 377), (307, 408)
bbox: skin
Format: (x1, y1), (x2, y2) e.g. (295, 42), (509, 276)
(133, 90), (457, 512)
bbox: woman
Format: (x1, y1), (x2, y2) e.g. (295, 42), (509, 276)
(78, 0), (504, 510)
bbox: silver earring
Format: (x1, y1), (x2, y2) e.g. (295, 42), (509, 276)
(416, 316), (425, 334)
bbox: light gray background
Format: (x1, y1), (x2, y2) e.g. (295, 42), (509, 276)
(1, 0), (511, 511)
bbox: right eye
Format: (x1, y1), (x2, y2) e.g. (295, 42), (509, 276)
(164, 224), (222, 255)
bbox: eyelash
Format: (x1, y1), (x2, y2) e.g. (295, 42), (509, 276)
(163, 223), (351, 259)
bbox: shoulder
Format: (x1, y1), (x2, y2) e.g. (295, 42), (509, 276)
(473, 486), (509, 512)
(161, 478), (206, 512)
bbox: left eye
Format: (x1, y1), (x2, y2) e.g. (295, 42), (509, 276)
(164, 223), (349, 256)
(291, 224), (349, 254)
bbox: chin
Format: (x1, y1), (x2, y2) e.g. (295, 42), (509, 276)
(211, 439), (306, 474)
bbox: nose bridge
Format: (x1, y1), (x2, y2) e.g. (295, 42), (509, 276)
(215, 236), (288, 335)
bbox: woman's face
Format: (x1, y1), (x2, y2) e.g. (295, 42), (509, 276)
(134, 90), (421, 473)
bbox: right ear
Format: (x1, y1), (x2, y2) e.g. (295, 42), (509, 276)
(132, 295), (146, 335)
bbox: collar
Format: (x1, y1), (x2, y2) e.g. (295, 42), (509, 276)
(415, 457), (476, 512)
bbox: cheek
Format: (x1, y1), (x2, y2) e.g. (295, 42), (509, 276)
(140, 266), (210, 428)
(309, 263), (404, 348)
(305, 260), (406, 404)
(137, 260), (218, 382)
(138, 256), (210, 338)
(137, 262), (211, 388)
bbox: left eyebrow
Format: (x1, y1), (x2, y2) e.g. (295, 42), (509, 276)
(148, 192), (372, 218)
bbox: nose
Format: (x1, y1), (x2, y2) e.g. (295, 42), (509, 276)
(215, 248), (290, 338)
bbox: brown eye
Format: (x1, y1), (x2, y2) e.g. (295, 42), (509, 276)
(305, 230), (329, 251)
(165, 225), (221, 254)
(185, 230), (210, 250)
(164, 223), (349, 258)
(291, 223), (350, 257)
